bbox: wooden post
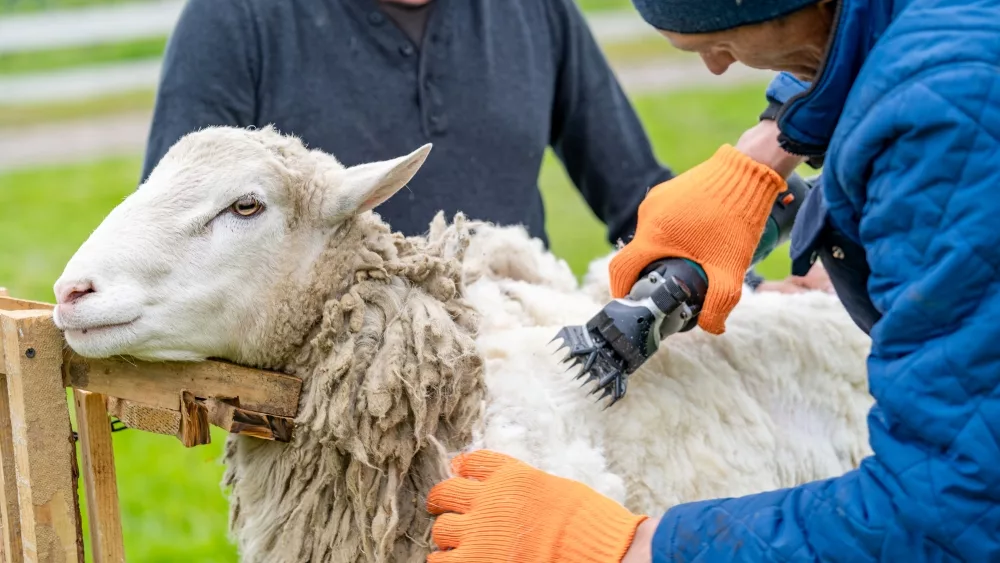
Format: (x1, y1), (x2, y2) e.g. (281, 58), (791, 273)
(0, 292), (46, 563)
(73, 391), (124, 563)
(0, 291), (31, 563)
(0, 370), (23, 563)
(0, 310), (84, 563)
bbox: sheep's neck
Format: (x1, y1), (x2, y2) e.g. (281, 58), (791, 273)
(222, 212), (487, 563)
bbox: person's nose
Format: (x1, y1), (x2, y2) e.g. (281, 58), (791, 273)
(700, 50), (735, 75)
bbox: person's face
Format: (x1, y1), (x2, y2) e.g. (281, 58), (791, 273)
(658, 1), (837, 81)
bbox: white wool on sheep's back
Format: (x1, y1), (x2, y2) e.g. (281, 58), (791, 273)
(50, 126), (875, 563)
(455, 219), (872, 513)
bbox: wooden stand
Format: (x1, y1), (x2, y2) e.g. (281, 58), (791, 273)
(0, 291), (302, 562)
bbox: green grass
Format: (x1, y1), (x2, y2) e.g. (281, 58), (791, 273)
(0, 89), (155, 128)
(0, 0), (152, 14)
(600, 36), (687, 64)
(573, 0), (632, 12)
(0, 37), (167, 76)
(0, 82), (792, 561)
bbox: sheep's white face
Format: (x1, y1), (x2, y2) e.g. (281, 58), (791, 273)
(52, 126), (431, 362)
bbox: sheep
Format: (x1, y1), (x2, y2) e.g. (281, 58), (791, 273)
(51, 125), (874, 563)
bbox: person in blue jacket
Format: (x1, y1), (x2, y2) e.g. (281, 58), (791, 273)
(423, 0), (1000, 561)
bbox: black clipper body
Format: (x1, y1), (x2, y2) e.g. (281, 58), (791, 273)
(553, 172), (814, 409)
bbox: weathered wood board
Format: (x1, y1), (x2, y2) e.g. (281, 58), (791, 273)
(62, 355), (301, 418)
(0, 310), (85, 563)
(73, 391), (125, 563)
(0, 300), (301, 423)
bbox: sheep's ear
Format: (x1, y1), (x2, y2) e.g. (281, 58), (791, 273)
(327, 143), (432, 220)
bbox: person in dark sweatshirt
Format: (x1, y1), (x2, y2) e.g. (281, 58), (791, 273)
(141, 0), (664, 251)
(141, 0), (827, 292)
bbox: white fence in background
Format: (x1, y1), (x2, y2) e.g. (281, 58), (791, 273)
(0, 0), (181, 53)
(0, 0), (664, 104)
(0, 1), (774, 170)
(0, 0), (657, 54)
(1, 60), (162, 103)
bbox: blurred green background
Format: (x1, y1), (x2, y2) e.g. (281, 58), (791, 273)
(0, 1), (794, 561)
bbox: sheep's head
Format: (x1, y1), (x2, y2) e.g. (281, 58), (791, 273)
(53, 126), (431, 364)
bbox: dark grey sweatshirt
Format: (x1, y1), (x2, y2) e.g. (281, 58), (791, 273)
(139, 0), (675, 247)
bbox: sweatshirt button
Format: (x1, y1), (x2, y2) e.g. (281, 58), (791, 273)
(399, 44), (414, 56)
(368, 12), (384, 25)
(429, 114), (447, 133)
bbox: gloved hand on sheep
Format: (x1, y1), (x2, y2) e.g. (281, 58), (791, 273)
(424, 0), (1000, 561)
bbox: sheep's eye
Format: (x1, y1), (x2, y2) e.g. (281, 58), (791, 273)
(231, 196), (264, 217)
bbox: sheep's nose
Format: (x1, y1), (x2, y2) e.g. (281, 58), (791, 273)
(56, 280), (96, 305)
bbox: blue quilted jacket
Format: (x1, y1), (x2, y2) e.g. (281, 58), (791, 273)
(650, 0), (1000, 560)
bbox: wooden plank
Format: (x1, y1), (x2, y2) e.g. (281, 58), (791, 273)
(0, 309), (84, 563)
(0, 297), (54, 312)
(0, 298), (54, 372)
(0, 373), (23, 563)
(103, 395), (295, 444)
(178, 391), (210, 448)
(202, 398), (295, 442)
(62, 354), (302, 418)
(104, 397), (179, 437)
(73, 391), (125, 563)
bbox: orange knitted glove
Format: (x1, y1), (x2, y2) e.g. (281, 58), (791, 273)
(426, 450), (648, 563)
(609, 144), (787, 334)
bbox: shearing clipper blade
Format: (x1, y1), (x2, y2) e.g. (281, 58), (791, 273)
(552, 325), (630, 409)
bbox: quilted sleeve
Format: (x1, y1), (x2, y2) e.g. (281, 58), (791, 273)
(649, 64), (1000, 562)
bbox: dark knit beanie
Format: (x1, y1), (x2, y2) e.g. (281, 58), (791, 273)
(631, 0), (820, 34)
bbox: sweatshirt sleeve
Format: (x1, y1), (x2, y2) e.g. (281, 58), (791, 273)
(139, 0), (260, 184)
(545, 0), (674, 246)
(649, 63), (1000, 563)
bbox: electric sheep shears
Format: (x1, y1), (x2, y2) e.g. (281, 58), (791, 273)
(553, 172), (816, 409)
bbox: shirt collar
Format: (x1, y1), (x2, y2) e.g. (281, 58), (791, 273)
(774, 0), (899, 157)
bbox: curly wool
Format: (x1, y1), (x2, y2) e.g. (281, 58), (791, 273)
(214, 209), (872, 563)
(221, 212), (485, 563)
(419, 215), (873, 514)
